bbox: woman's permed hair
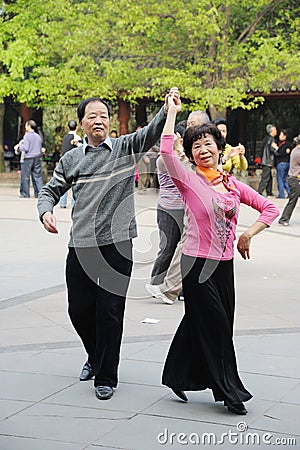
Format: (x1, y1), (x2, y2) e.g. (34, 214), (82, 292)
(183, 123), (226, 162)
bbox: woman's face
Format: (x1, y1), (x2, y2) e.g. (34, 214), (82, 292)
(217, 124), (227, 140)
(191, 134), (221, 169)
(279, 131), (286, 141)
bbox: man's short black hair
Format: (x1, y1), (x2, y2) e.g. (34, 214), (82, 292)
(77, 98), (111, 121)
(68, 119), (77, 130)
(183, 123), (226, 161)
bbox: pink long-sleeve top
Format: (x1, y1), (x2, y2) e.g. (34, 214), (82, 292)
(161, 135), (280, 260)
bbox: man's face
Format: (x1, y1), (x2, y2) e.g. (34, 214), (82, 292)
(80, 101), (110, 146)
(187, 112), (208, 128)
(270, 127), (277, 137)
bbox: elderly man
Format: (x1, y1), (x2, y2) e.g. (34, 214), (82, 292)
(258, 124), (278, 197)
(15, 120), (43, 198)
(37, 88), (179, 401)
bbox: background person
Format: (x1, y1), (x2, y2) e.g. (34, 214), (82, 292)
(258, 124), (278, 197)
(59, 119), (82, 208)
(14, 120), (43, 198)
(278, 134), (300, 226)
(146, 122), (186, 300)
(274, 129), (291, 199)
(214, 118), (248, 173)
(145, 114), (209, 305)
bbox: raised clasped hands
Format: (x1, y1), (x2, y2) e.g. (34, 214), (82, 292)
(229, 144), (245, 158)
(164, 87), (181, 113)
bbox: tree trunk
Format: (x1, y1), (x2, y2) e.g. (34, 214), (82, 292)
(209, 106), (226, 121)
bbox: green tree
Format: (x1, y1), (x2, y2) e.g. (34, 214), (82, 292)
(0, 0), (299, 169)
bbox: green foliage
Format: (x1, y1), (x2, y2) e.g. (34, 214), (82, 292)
(0, 0), (299, 110)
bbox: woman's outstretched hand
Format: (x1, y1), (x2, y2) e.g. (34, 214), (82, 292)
(164, 87), (181, 114)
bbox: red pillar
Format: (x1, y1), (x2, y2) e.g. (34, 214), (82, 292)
(20, 104), (32, 134)
(118, 98), (130, 135)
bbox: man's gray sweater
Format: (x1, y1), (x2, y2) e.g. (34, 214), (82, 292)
(37, 107), (166, 247)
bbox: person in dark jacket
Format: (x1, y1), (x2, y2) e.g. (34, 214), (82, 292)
(258, 124), (278, 197)
(59, 120), (82, 208)
(274, 129), (291, 198)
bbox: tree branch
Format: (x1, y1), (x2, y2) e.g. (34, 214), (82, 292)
(237, 0), (286, 43)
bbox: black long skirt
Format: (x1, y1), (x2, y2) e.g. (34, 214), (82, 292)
(162, 255), (252, 404)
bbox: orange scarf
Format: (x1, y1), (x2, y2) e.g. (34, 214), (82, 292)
(196, 166), (239, 193)
(196, 167), (224, 185)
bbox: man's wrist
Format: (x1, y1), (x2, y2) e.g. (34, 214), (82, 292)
(41, 211), (51, 223)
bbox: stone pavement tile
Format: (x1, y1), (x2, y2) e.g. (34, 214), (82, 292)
(251, 402), (300, 437)
(0, 324), (76, 347)
(238, 347), (300, 378)
(0, 399), (33, 421)
(0, 436), (83, 450)
(45, 380), (168, 414)
(121, 341), (162, 359)
(281, 383), (300, 405)
(0, 304), (58, 329)
(92, 409), (293, 450)
(0, 371), (76, 402)
(143, 390), (274, 427)
(123, 341), (170, 364)
(24, 292), (68, 313)
(119, 359), (163, 387)
(241, 372), (299, 402)
(0, 348), (85, 378)
(124, 297), (183, 338)
(236, 310), (297, 330)
(236, 294), (300, 319)
(239, 333), (300, 358)
(234, 334), (263, 350)
(0, 403), (130, 445)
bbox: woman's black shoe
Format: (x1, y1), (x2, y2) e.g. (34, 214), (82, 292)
(171, 389), (188, 402)
(224, 400), (247, 415)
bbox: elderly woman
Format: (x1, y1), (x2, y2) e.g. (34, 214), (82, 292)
(160, 92), (280, 415)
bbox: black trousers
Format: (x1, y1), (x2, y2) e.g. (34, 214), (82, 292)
(66, 241), (133, 387)
(151, 206), (184, 285)
(258, 165), (273, 196)
(280, 177), (300, 223)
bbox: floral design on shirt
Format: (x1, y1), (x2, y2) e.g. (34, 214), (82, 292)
(212, 197), (237, 252)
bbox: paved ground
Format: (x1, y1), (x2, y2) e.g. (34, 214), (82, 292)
(0, 183), (299, 450)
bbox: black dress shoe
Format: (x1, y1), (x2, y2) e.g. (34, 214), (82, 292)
(95, 385), (114, 400)
(79, 362), (95, 381)
(171, 389), (188, 402)
(224, 400), (247, 415)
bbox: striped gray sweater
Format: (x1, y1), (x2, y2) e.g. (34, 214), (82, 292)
(37, 107), (166, 247)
